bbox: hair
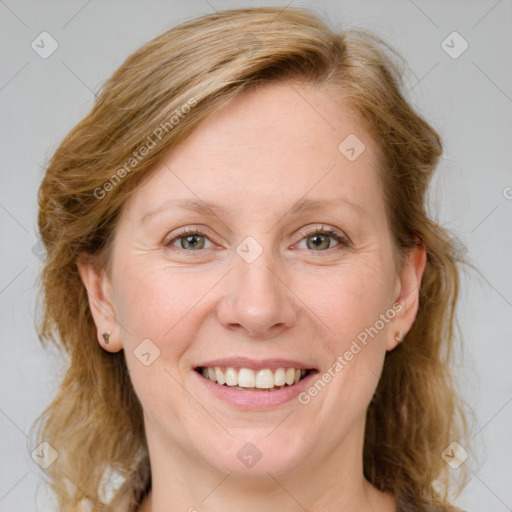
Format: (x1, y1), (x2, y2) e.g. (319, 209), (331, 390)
(31, 6), (470, 512)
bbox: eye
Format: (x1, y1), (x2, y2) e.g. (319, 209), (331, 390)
(165, 225), (350, 253)
(166, 228), (214, 251)
(295, 225), (349, 251)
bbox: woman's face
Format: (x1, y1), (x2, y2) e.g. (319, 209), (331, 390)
(80, 82), (424, 482)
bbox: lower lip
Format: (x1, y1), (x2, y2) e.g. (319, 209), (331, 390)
(193, 370), (318, 410)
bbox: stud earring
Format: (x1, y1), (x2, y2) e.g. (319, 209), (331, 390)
(395, 332), (404, 343)
(102, 332), (110, 344)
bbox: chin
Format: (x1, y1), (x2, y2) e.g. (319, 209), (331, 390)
(198, 430), (309, 479)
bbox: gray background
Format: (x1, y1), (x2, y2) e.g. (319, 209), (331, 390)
(1, 0), (511, 510)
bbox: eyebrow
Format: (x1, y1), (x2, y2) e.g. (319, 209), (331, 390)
(289, 197), (364, 216)
(140, 196), (363, 225)
(140, 198), (230, 225)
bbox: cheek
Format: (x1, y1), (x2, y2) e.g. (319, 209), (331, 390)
(299, 254), (396, 417)
(112, 258), (207, 354)
(293, 254), (396, 414)
(298, 256), (396, 351)
(112, 261), (214, 427)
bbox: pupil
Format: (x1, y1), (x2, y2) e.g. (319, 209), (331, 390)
(308, 234), (329, 250)
(183, 235), (204, 250)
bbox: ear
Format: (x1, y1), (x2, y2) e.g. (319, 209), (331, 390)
(77, 253), (123, 352)
(387, 242), (427, 351)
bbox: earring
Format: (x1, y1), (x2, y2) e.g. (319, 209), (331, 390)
(102, 332), (110, 345)
(395, 332), (404, 343)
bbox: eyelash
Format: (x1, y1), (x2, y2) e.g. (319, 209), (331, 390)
(165, 225), (350, 253)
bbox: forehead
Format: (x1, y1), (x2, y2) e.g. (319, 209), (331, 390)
(122, 81), (384, 223)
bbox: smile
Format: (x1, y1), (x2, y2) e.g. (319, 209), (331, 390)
(193, 357), (318, 409)
(196, 366), (311, 391)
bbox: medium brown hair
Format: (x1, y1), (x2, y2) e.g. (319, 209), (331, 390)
(31, 7), (469, 511)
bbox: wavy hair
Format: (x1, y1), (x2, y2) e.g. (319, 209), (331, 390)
(31, 7), (469, 511)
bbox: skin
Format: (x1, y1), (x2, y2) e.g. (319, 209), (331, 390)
(78, 81), (426, 511)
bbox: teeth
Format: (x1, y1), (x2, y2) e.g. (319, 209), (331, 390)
(199, 366), (308, 390)
(255, 369), (274, 389)
(285, 368), (295, 385)
(274, 368), (286, 386)
(238, 368), (255, 388)
(225, 367), (237, 386)
(214, 367), (225, 385)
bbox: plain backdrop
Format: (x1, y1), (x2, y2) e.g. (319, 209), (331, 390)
(1, 1), (511, 510)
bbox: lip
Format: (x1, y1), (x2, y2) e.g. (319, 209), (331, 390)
(193, 366), (319, 410)
(195, 357), (314, 371)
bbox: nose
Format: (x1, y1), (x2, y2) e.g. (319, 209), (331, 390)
(215, 247), (298, 339)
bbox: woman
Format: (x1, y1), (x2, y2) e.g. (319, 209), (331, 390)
(31, 7), (468, 511)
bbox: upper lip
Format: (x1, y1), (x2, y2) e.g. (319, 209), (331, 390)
(195, 357), (316, 371)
